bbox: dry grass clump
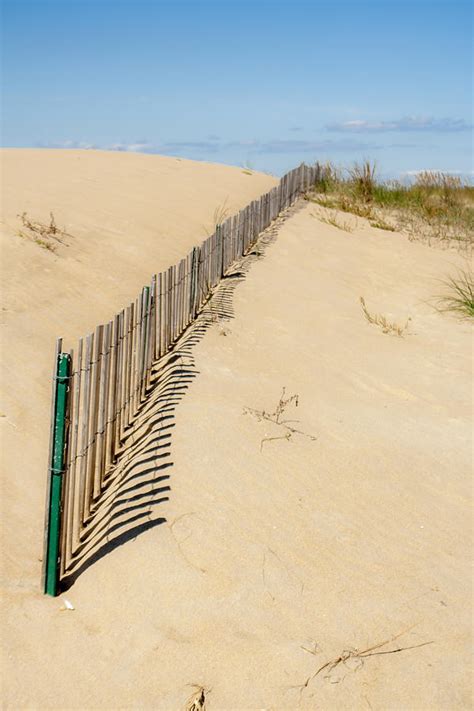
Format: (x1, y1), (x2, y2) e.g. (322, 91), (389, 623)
(369, 216), (396, 231)
(17, 211), (71, 252)
(435, 268), (474, 319)
(360, 297), (411, 336)
(319, 210), (354, 232)
(307, 161), (473, 249)
(348, 159), (376, 203)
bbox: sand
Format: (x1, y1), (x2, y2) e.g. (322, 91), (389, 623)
(1, 150), (472, 709)
(0, 147), (277, 584)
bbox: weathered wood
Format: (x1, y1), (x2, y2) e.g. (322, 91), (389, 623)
(130, 296), (140, 419)
(179, 259), (185, 335)
(87, 325), (103, 507)
(79, 333), (93, 528)
(148, 275), (157, 382)
(96, 316), (113, 486)
(69, 338), (83, 551)
(171, 264), (178, 342)
(137, 287), (146, 400)
(140, 287), (148, 398)
(112, 309), (126, 462)
(94, 322), (109, 499)
(106, 316), (118, 472)
(167, 266), (173, 349)
(157, 272), (163, 359)
(123, 304), (133, 431)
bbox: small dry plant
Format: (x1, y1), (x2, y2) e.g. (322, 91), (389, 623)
(291, 627), (433, 697)
(319, 210), (354, 233)
(213, 199), (230, 227)
(17, 211), (71, 252)
(360, 297), (411, 336)
(185, 684), (209, 711)
(203, 198), (231, 236)
(243, 387), (317, 451)
(209, 199), (231, 234)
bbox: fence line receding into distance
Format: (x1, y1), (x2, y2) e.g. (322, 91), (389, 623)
(42, 162), (321, 595)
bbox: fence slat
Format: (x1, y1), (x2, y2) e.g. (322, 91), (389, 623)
(88, 325), (103, 507)
(79, 333), (93, 528)
(94, 322), (110, 498)
(69, 338), (83, 552)
(108, 320), (117, 465)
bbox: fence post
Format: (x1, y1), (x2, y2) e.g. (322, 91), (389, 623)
(43, 347), (71, 596)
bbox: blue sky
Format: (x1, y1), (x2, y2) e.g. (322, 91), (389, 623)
(1, 0), (472, 178)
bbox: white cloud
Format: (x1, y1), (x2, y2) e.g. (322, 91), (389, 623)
(327, 116), (472, 133)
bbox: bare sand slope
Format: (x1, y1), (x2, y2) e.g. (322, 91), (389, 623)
(0, 148), (277, 593)
(1, 159), (472, 708)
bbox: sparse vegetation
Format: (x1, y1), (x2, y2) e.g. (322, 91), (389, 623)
(291, 628), (432, 698)
(204, 199), (231, 235)
(360, 297), (411, 336)
(435, 268), (474, 318)
(16, 211), (71, 252)
(348, 159), (376, 203)
(306, 161), (474, 249)
(370, 216), (396, 231)
(319, 210), (354, 232)
(243, 387), (317, 451)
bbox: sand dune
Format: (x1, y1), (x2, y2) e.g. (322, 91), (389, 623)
(0, 148), (277, 587)
(1, 151), (472, 709)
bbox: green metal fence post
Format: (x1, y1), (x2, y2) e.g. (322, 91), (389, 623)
(43, 349), (71, 596)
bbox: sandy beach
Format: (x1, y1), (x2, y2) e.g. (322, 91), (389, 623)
(0, 149), (472, 709)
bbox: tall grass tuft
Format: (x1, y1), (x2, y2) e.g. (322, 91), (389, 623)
(436, 269), (474, 318)
(348, 160), (376, 203)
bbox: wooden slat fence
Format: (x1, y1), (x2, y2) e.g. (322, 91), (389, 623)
(44, 161), (322, 587)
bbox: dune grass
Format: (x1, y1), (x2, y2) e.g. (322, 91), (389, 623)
(436, 269), (474, 318)
(307, 161), (474, 249)
(318, 210), (354, 232)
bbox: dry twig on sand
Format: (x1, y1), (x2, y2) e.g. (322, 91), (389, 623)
(291, 628), (433, 699)
(243, 387), (317, 451)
